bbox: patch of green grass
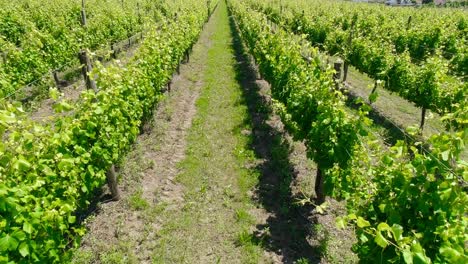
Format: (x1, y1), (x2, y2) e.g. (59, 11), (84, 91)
(72, 241), (138, 264)
(128, 190), (149, 211)
(99, 242), (138, 264)
(142, 202), (168, 222)
(235, 229), (263, 264)
(235, 209), (255, 224)
(100, 251), (131, 264)
(150, 1), (267, 262)
(296, 258), (311, 264)
(312, 222), (358, 264)
(313, 224), (330, 258)
(70, 249), (94, 264)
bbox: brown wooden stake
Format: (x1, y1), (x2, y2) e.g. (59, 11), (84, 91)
(111, 43), (117, 59)
(106, 165), (120, 201)
(419, 107), (426, 133)
(78, 50), (97, 92)
(406, 16), (412, 31)
(137, 2), (141, 24)
(53, 71), (60, 87)
(81, 10), (87, 26)
(333, 60), (343, 90)
(343, 63), (349, 82)
(81, 0), (87, 26)
(343, 18), (356, 82)
(315, 167), (325, 205)
(334, 60), (342, 81)
(371, 80), (378, 94)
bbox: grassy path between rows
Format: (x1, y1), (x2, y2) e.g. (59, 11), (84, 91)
(149, 2), (269, 262)
(72, 1), (293, 263)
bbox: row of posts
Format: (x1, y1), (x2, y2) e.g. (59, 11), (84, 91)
(314, 16), (415, 203)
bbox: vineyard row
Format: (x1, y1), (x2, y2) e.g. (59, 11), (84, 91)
(229, 1), (467, 263)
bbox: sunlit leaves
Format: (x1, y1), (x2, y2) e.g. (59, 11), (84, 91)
(1, 1), (209, 262)
(231, 1), (467, 263)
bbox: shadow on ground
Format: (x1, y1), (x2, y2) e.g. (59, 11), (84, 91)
(344, 89), (408, 146)
(227, 10), (321, 264)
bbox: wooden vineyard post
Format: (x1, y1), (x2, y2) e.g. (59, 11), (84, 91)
(185, 50), (190, 63)
(78, 50), (97, 92)
(315, 167), (325, 205)
(111, 43), (117, 59)
(371, 80), (378, 94)
(369, 80), (379, 104)
(81, 0), (87, 26)
(419, 107), (426, 133)
(52, 71), (61, 89)
(167, 80), (172, 93)
(79, 1), (99, 91)
(333, 60), (343, 90)
(406, 15), (412, 31)
(343, 62), (349, 82)
(79, 0), (119, 202)
(137, 2), (141, 24)
(106, 165), (120, 201)
(343, 17), (356, 82)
